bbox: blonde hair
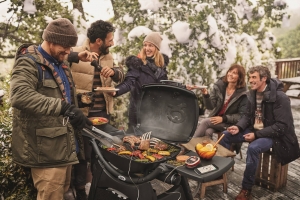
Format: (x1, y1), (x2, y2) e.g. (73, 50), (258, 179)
(139, 47), (165, 67)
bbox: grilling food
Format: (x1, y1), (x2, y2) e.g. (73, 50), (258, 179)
(118, 151), (132, 155)
(89, 117), (108, 125)
(153, 141), (168, 151)
(176, 155), (190, 162)
(152, 154), (163, 160)
(138, 131), (151, 150)
(146, 155), (156, 162)
(138, 137), (150, 150)
(103, 138), (179, 164)
(114, 144), (127, 153)
(123, 135), (141, 147)
(157, 151), (170, 156)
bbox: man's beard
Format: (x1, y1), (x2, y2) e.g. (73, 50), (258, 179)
(99, 44), (110, 55)
(50, 48), (66, 63)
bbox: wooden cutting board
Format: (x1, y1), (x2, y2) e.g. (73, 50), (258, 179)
(181, 136), (236, 158)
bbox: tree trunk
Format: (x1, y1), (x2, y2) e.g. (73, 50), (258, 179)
(71, 0), (86, 20)
(110, 0), (119, 19)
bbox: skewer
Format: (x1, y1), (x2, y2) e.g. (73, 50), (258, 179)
(213, 133), (225, 148)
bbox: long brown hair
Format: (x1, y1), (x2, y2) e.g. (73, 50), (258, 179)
(139, 46), (165, 67)
(222, 64), (246, 88)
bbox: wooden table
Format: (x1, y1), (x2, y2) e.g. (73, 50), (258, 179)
(180, 137), (236, 198)
(280, 77), (300, 98)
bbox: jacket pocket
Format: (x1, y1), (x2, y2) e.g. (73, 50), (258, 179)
(38, 79), (63, 99)
(36, 126), (69, 163)
(43, 79), (59, 88)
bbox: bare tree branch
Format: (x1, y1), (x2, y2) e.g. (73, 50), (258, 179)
(0, 55), (15, 59)
(71, 0), (86, 20)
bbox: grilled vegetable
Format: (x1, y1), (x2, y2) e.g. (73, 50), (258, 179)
(148, 148), (159, 153)
(152, 153), (163, 160)
(142, 151), (148, 157)
(131, 150), (142, 157)
(158, 151), (170, 156)
(138, 153), (145, 159)
(107, 147), (116, 151)
(146, 155), (156, 162)
(118, 151), (132, 155)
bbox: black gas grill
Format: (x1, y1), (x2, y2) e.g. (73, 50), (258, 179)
(84, 82), (199, 200)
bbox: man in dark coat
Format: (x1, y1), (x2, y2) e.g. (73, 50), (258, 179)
(219, 65), (300, 200)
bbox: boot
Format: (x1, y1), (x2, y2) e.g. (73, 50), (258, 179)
(76, 188), (87, 200)
(235, 189), (252, 200)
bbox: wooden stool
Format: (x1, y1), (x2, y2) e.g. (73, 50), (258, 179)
(255, 149), (288, 191)
(199, 173), (228, 199)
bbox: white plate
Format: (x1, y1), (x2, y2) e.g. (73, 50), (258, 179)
(191, 85), (208, 89)
(94, 87), (119, 92)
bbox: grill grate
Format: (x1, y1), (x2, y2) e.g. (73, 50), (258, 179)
(99, 141), (180, 164)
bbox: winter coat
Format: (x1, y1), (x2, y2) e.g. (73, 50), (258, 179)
(71, 39), (124, 115)
(236, 78), (300, 165)
(10, 44), (79, 168)
(203, 77), (248, 126)
(115, 55), (168, 127)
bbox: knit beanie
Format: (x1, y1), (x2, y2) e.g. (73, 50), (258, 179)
(42, 18), (78, 47)
(143, 32), (163, 50)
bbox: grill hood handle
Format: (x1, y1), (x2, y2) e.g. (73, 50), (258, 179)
(89, 138), (170, 184)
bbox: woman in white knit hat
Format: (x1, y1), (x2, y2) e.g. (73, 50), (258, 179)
(112, 32), (169, 133)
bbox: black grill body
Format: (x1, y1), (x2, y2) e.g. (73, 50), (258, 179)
(87, 83), (199, 200)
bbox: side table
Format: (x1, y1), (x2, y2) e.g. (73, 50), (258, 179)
(181, 137), (236, 198)
(168, 151), (235, 199)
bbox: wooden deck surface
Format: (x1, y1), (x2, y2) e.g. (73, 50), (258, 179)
(153, 98), (300, 200)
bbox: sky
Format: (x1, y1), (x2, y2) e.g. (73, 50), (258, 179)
(0, 0), (299, 23)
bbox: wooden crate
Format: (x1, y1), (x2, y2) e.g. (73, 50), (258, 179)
(255, 149), (288, 191)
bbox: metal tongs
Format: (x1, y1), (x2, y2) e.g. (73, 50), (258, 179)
(63, 111), (123, 145)
(83, 125), (123, 145)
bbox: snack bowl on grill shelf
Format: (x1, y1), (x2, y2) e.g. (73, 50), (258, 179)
(195, 143), (217, 160)
(88, 117), (109, 125)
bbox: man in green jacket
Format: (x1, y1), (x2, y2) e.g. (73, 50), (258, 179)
(10, 18), (95, 200)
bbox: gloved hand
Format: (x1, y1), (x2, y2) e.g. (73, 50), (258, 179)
(60, 101), (92, 130)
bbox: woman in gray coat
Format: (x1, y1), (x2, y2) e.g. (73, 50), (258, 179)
(193, 64), (247, 138)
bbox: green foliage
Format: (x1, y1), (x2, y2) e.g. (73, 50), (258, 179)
(111, 0), (288, 108)
(0, 74), (37, 199)
(277, 24), (300, 58)
(0, 0), (72, 61)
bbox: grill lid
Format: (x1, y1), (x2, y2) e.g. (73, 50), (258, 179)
(136, 83), (199, 143)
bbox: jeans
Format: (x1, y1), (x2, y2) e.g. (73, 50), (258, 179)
(220, 129), (273, 190)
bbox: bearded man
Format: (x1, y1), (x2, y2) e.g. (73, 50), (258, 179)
(70, 20), (124, 199)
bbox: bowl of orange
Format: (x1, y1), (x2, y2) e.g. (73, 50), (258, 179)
(195, 143), (217, 160)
